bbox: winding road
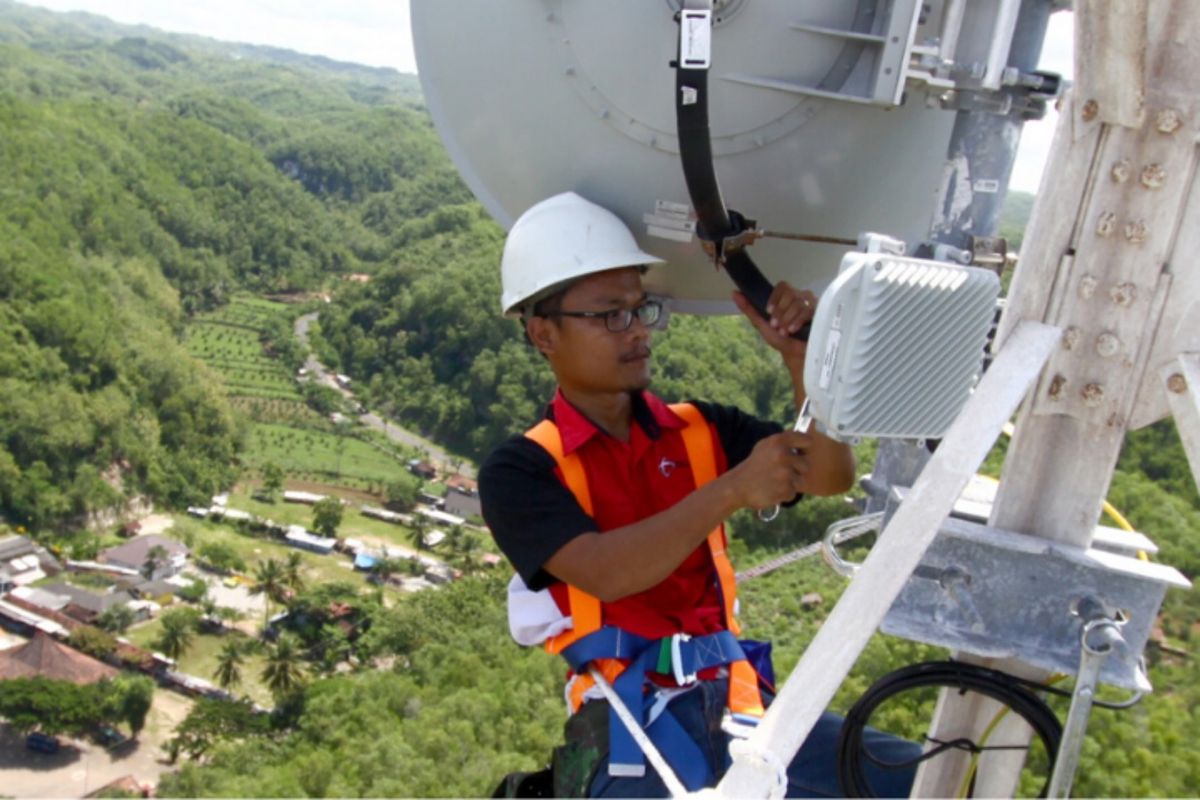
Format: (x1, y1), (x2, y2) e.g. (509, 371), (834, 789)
(294, 312), (475, 477)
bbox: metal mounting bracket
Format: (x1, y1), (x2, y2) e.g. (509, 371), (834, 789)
(870, 513), (1189, 691)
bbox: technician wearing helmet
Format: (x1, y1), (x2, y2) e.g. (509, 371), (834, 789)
(480, 192), (914, 798)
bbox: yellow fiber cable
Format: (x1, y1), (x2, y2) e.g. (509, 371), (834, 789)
(956, 674), (1069, 798)
(995, 424), (1147, 559)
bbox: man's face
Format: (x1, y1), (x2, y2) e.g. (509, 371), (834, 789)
(533, 267), (654, 395)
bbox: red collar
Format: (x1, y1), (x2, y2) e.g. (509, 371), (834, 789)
(549, 389), (686, 455)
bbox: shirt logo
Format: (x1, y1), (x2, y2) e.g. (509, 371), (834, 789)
(659, 457), (678, 477)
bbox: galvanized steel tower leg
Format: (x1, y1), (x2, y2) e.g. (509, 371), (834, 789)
(922, 3), (1200, 796)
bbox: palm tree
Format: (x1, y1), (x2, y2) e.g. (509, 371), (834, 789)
(156, 611), (195, 662)
(96, 604), (136, 634)
(199, 595), (220, 627)
(213, 640), (246, 690)
(372, 557), (406, 586)
(249, 558), (287, 627)
(282, 551), (306, 594)
(261, 633), (306, 696)
(453, 531), (480, 572)
(409, 515), (429, 552)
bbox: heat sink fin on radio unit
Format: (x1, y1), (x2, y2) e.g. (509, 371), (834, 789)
(804, 254), (1001, 441)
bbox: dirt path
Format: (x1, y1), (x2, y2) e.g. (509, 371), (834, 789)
(136, 513), (176, 537)
(0, 688), (193, 798)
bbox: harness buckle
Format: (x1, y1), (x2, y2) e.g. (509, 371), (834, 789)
(670, 633), (697, 686)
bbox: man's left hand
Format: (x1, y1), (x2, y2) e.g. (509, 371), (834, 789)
(732, 282), (816, 368)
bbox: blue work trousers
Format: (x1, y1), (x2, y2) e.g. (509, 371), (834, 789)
(586, 678), (920, 798)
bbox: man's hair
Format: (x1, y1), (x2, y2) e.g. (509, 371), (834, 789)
(530, 286), (569, 319)
(521, 285), (570, 354)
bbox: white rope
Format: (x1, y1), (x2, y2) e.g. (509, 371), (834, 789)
(587, 667), (690, 798)
(727, 737), (789, 799)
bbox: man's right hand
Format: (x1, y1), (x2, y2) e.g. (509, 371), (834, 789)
(726, 430), (812, 510)
(545, 428), (814, 602)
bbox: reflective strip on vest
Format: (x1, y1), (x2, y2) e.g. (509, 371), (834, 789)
(524, 418), (601, 655)
(670, 402), (740, 637)
(523, 403), (764, 718)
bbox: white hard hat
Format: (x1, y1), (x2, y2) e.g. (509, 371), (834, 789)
(500, 191), (664, 317)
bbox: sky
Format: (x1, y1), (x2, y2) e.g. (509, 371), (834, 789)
(22, 0), (1071, 193)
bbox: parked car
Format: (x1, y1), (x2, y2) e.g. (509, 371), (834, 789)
(96, 725), (127, 749)
(25, 731), (60, 754)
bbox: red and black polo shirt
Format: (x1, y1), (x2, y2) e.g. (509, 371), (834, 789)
(479, 389), (787, 640)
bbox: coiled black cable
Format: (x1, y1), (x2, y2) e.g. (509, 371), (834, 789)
(836, 660), (1063, 798)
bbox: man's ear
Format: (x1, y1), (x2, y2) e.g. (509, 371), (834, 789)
(526, 316), (557, 356)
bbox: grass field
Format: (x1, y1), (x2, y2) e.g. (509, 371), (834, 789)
(230, 396), (322, 426)
(241, 423), (412, 491)
(127, 618), (274, 707)
(224, 487), (433, 553)
(134, 509), (416, 702)
(177, 486), (493, 571)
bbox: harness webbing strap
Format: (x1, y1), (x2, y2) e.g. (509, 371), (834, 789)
(561, 629), (746, 677)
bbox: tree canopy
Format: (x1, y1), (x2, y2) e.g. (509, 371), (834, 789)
(0, 0), (461, 530)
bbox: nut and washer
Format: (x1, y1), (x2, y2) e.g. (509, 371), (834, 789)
(1141, 164), (1167, 189)
(1155, 108), (1183, 134)
(1124, 220), (1148, 244)
(1110, 282), (1138, 307)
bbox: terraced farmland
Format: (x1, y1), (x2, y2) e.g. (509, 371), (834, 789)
(185, 297), (305, 403)
(185, 296), (413, 492)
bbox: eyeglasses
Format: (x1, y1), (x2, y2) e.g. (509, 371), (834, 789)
(543, 299), (663, 332)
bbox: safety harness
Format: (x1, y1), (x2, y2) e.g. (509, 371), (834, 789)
(524, 402), (765, 787)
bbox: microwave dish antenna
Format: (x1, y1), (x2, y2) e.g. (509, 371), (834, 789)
(412, 0), (957, 312)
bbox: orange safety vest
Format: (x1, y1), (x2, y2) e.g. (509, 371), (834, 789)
(524, 402), (765, 719)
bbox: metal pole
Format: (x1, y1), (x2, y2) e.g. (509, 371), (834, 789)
(902, 2), (1059, 795)
(866, 0), (1055, 520)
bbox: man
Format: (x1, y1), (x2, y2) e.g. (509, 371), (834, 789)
(480, 192), (916, 797)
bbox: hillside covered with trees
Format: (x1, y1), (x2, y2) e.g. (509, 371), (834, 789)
(0, 0), (463, 529)
(1, 2), (1197, 797)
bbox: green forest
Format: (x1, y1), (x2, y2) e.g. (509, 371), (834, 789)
(1, 2), (1198, 797)
(0, 0), (462, 530)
